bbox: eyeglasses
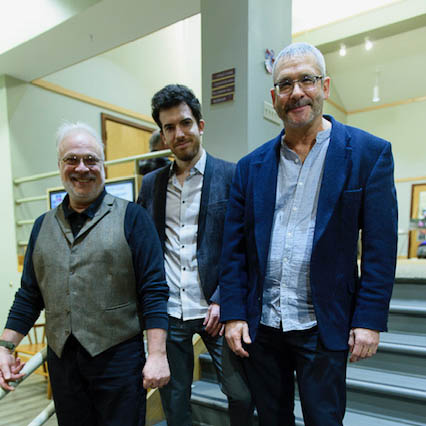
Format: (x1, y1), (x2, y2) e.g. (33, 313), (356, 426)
(61, 155), (102, 167)
(274, 75), (323, 96)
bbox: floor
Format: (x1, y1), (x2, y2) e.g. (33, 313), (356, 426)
(0, 375), (57, 426)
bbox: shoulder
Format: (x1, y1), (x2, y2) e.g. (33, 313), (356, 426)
(142, 164), (171, 187)
(237, 131), (283, 170)
(124, 201), (154, 227)
(206, 153), (236, 173)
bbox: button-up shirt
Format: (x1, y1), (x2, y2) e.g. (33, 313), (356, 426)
(261, 127), (331, 331)
(164, 148), (209, 320)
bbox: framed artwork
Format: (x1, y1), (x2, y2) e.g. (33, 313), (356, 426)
(408, 183), (426, 258)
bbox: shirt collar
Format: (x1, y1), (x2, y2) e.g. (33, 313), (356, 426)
(62, 188), (106, 219)
(281, 124), (332, 152)
(169, 147), (206, 177)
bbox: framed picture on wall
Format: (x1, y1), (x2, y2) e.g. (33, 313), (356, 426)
(408, 183), (426, 258)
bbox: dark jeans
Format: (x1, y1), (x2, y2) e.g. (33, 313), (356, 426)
(243, 325), (348, 426)
(47, 334), (146, 426)
(160, 316), (254, 426)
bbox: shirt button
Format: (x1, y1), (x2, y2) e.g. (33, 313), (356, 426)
(181, 224), (185, 227)
(182, 288), (186, 292)
(295, 159), (299, 164)
(283, 257), (288, 263)
(183, 267), (186, 271)
(182, 200), (186, 204)
(287, 232), (292, 237)
(298, 182), (304, 186)
(293, 207), (298, 211)
(182, 245), (185, 249)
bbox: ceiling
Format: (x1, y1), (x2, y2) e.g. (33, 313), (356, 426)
(0, 0), (425, 114)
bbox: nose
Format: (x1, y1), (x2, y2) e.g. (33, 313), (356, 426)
(290, 81), (305, 97)
(74, 158), (90, 172)
(175, 125), (185, 139)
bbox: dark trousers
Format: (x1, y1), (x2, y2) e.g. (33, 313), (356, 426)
(47, 334), (146, 426)
(243, 325), (348, 426)
(160, 316), (254, 426)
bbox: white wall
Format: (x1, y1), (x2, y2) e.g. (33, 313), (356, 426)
(348, 100), (426, 256)
(0, 75), (20, 324)
(44, 14), (202, 120)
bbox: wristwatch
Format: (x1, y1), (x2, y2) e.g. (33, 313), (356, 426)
(0, 340), (16, 351)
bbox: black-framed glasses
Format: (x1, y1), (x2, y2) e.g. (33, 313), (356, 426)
(61, 155), (102, 167)
(274, 75), (323, 95)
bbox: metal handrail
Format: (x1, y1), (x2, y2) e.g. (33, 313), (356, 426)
(13, 150), (172, 185)
(17, 219), (36, 226)
(28, 401), (55, 426)
(0, 347), (47, 400)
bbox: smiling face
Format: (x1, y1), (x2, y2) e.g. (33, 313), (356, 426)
(271, 54), (330, 130)
(58, 129), (105, 211)
(159, 102), (204, 163)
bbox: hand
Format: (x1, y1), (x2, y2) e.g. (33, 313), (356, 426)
(348, 328), (380, 363)
(0, 348), (26, 391)
(203, 303), (223, 337)
(142, 352), (170, 390)
(225, 320), (251, 358)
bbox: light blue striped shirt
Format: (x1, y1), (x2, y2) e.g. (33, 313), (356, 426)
(261, 127), (331, 331)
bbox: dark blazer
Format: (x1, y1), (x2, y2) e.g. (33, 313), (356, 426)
(138, 152), (236, 304)
(220, 115), (398, 351)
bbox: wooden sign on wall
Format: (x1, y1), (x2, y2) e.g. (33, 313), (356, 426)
(211, 68), (235, 105)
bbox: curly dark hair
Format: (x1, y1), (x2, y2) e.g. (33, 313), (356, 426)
(151, 84), (203, 129)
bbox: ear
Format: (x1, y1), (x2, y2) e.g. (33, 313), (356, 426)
(322, 76), (331, 100)
(198, 119), (205, 134)
(270, 88), (276, 104)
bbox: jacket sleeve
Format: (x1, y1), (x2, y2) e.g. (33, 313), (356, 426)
(219, 161), (250, 323)
(351, 142), (398, 331)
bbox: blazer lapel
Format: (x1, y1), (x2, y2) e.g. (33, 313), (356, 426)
(55, 193), (114, 243)
(54, 205), (74, 245)
(153, 166), (170, 246)
(197, 153), (212, 248)
(253, 134), (282, 279)
(313, 117), (352, 247)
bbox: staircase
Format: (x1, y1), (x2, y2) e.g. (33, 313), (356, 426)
(190, 268), (426, 425)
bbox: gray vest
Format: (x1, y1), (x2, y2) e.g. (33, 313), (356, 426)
(33, 194), (141, 357)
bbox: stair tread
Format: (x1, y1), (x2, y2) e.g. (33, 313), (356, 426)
(191, 380), (419, 425)
(346, 365), (426, 391)
(390, 299), (426, 309)
(380, 332), (426, 348)
(200, 353), (426, 391)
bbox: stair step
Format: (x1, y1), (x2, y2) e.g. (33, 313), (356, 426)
(191, 380), (421, 426)
(388, 300), (426, 335)
(350, 332), (426, 376)
(392, 278), (426, 302)
(199, 352), (426, 424)
(345, 367), (426, 424)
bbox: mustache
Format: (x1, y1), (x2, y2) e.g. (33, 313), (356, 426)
(69, 173), (97, 181)
(285, 99), (312, 112)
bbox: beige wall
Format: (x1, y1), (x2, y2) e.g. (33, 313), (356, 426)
(0, 76), (20, 324)
(347, 100), (426, 256)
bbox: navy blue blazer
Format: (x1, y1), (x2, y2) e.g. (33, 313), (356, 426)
(219, 116), (398, 351)
(138, 152), (236, 304)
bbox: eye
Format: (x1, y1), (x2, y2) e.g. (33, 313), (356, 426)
(63, 155), (79, 166)
(84, 155), (100, 166)
(181, 119), (193, 127)
(277, 80), (292, 90)
(163, 125), (174, 133)
(301, 75), (315, 84)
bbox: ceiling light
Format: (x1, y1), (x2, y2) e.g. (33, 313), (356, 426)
(365, 38), (373, 51)
(372, 85), (380, 103)
(339, 44), (346, 57)
(372, 69), (380, 103)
